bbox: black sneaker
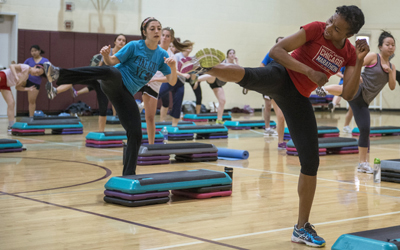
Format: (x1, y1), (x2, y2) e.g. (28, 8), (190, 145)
(291, 222), (326, 247)
(46, 81), (57, 100)
(43, 62), (60, 82)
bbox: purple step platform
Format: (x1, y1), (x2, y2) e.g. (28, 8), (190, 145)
(85, 143), (124, 148)
(0, 148), (26, 153)
(137, 159), (170, 165)
(171, 190), (232, 199)
(137, 155), (170, 161)
(104, 190), (170, 201)
(86, 139), (123, 145)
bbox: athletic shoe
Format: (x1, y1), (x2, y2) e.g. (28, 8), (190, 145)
(188, 74), (199, 87)
(137, 102), (144, 114)
(43, 62), (60, 82)
(315, 87), (327, 97)
(264, 127), (278, 136)
(216, 119), (225, 125)
(46, 82), (57, 100)
(358, 162), (374, 174)
(328, 102), (335, 112)
(179, 48), (225, 74)
(7, 126), (12, 133)
(291, 222), (326, 248)
(278, 142), (287, 150)
(342, 126), (352, 134)
(70, 87), (78, 98)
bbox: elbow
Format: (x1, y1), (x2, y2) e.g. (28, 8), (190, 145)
(269, 48), (278, 60)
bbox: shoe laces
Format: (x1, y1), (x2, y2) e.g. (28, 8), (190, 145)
(303, 223), (317, 237)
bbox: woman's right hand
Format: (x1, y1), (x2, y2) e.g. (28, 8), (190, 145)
(100, 45), (111, 57)
(307, 69), (328, 87)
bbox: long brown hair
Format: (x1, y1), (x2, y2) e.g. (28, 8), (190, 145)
(140, 17), (160, 40)
(163, 27), (194, 51)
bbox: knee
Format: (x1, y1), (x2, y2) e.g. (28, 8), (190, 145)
(28, 99), (36, 105)
(300, 157), (320, 176)
(8, 99), (15, 109)
(219, 98), (226, 105)
(145, 115), (155, 124)
(358, 125), (370, 135)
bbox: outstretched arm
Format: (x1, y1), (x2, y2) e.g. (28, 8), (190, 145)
(9, 64), (21, 84)
(269, 29), (328, 87)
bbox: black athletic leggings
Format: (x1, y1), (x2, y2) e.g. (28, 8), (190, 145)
(348, 87), (370, 148)
(85, 81), (109, 116)
(190, 81), (202, 105)
(238, 61), (319, 176)
(57, 66), (141, 175)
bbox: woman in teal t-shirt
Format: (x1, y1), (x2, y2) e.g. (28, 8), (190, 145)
(44, 17), (177, 176)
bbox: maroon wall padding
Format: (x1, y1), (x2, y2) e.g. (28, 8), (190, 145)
(17, 30), (171, 115)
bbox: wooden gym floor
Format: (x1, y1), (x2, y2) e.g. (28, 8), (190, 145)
(1, 110), (400, 249)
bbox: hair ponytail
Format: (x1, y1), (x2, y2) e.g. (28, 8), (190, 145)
(163, 27), (194, 51)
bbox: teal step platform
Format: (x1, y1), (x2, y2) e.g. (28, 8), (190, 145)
(352, 126), (400, 135)
(86, 131), (163, 141)
(166, 125), (228, 134)
(141, 121), (195, 129)
(105, 169), (232, 194)
(183, 112), (232, 121)
(106, 116), (120, 124)
(332, 225), (400, 250)
(287, 137), (358, 148)
(224, 120), (275, 129)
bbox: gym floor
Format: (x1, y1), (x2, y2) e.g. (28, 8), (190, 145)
(1, 110), (400, 249)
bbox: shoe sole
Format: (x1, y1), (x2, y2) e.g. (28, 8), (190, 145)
(196, 48), (225, 68)
(180, 48), (225, 74)
(45, 81), (54, 100)
(291, 235), (326, 248)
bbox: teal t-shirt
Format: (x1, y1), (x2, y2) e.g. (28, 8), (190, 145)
(114, 40), (171, 96)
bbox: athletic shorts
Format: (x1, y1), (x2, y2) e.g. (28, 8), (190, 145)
(0, 72), (10, 91)
(26, 79), (40, 90)
(139, 85), (158, 99)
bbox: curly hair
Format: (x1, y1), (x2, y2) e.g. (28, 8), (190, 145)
(336, 5), (365, 35)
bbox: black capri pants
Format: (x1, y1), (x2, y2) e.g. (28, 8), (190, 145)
(237, 61), (319, 176)
(57, 66), (142, 176)
(348, 87), (370, 148)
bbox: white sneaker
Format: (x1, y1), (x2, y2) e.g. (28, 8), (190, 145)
(315, 87), (327, 97)
(137, 102), (144, 113)
(357, 162), (373, 174)
(264, 127), (278, 136)
(342, 126), (352, 134)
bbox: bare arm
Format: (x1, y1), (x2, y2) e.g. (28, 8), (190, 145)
(341, 39), (370, 100)
(388, 64), (396, 90)
(10, 64), (21, 83)
(100, 45), (120, 66)
(260, 63), (266, 67)
(164, 57), (177, 86)
(269, 28), (328, 87)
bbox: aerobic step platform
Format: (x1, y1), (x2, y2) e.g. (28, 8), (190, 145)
(183, 112), (232, 122)
(124, 142), (218, 165)
(286, 137), (359, 156)
(105, 169), (232, 194)
(106, 116), (120, 124)
(141, 121), (195, 131)
(0, 139), (26, 153)
(309, 94), (334, 104)
(167, 125), (228, 141)
(85, 131), (164, 148)
(352, 126), (400, 137)
(224, 120), (276, 130)
(11, 116), (83, 135)
(284, 126), (340, 140)
(332, 225), (400, 250)
(104, 169), (232, 207)
(381, 159), (400, 183)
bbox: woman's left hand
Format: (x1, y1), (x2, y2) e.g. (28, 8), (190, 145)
(164, 57), (176, 69)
